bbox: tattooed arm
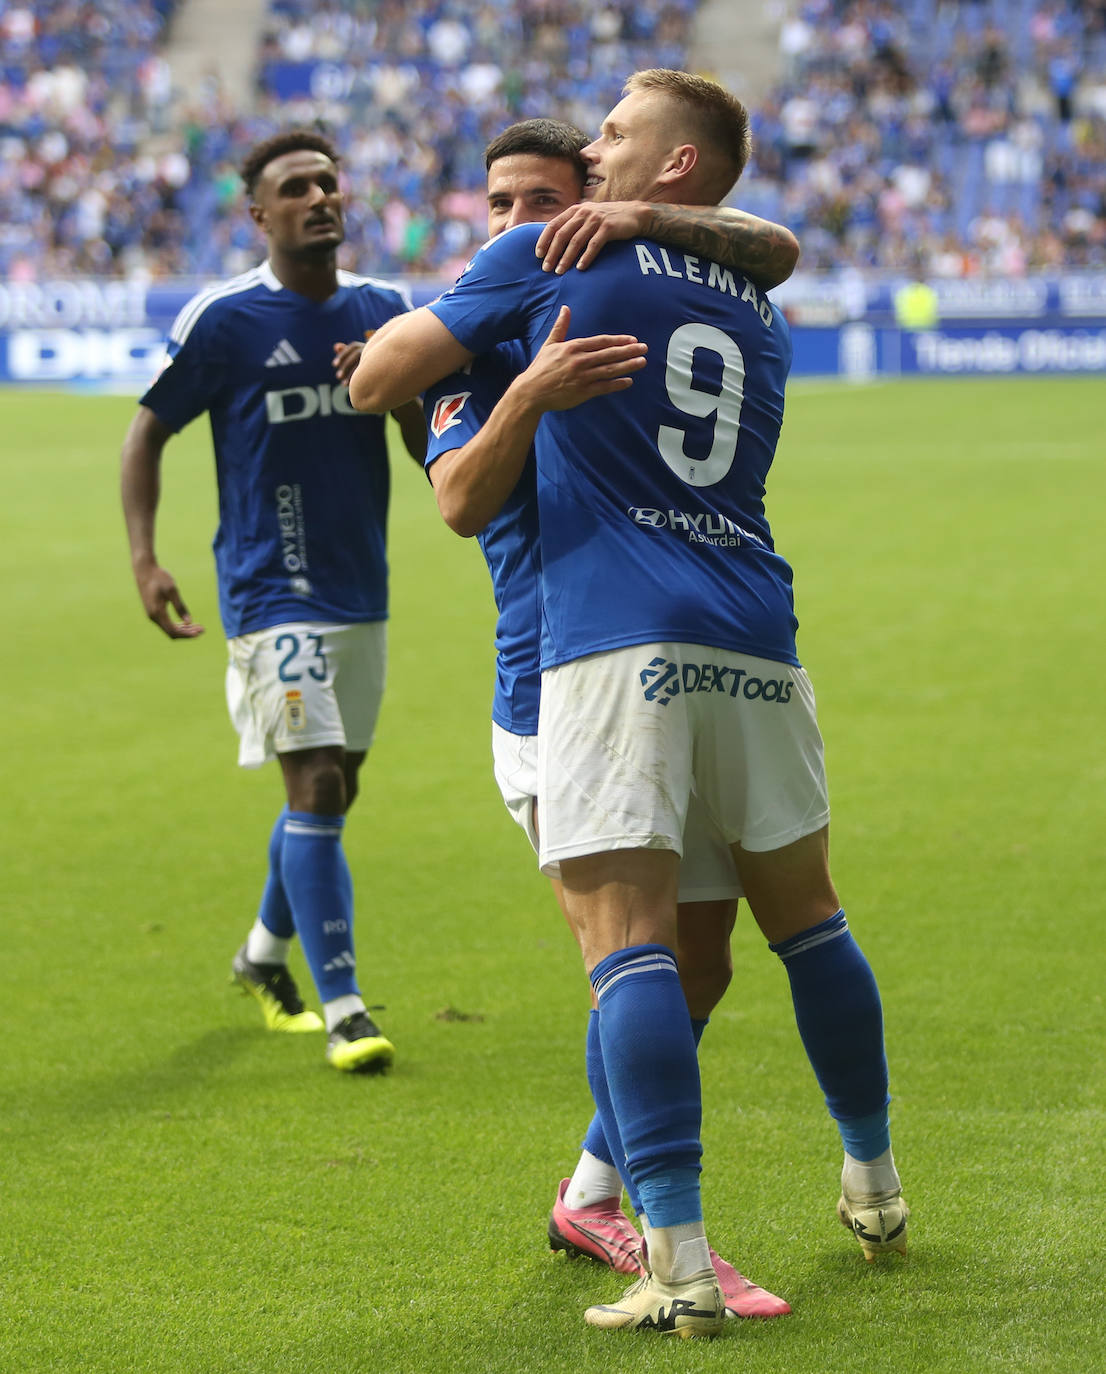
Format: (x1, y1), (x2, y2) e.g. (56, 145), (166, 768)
(535, 201), (800, 290)
(639, 204), (799, 289)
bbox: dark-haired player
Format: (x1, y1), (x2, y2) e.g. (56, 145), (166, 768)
(121, 130), (423, 1073)
(420, 115), (797, 1320)
(352, 70), (906, 1334)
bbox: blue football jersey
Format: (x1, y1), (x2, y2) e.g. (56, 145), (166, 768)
(142, 261), (412, 638)
(423, 343), (541, 736)
(428, 223), (800, 669)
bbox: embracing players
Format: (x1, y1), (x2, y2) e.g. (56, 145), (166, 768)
(351, 70), (907, 1335)
(421, 114), (798, 1320)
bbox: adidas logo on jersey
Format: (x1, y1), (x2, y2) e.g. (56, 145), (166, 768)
(265, 338), (303, 368)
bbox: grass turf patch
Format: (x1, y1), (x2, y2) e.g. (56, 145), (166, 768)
(1, 379), (1102, 1373)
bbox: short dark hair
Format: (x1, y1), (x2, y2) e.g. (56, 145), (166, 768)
(240, 130), (340, 197)
(484, 118), (589, 178)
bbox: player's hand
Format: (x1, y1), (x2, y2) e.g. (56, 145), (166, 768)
(333, 339), (365, 384)
(536, 202), (651, 274)
(136, 564), (204, 639)
(512, 306), (646, 412)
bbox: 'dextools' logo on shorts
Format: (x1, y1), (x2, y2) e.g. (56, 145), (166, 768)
(640, 656), (794, 707)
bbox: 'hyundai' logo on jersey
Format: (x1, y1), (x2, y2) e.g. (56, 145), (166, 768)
(626, 505), (764, 548)
(266, 383), (362, 424)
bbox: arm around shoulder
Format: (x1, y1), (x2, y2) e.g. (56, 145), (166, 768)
(349, 309), (476, 413)
(644, 205), (800, 290)
(534, 201), (800, 290)
(428, 378), (546, 538)
(428, 305), (647, 538)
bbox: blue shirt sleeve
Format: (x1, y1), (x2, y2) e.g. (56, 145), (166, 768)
(423, 371), (486, 472)
(141, 306), (227, 433)
(427, 224), (557, 356)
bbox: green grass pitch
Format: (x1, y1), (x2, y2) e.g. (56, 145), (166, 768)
(2, 377), (1102, 1373)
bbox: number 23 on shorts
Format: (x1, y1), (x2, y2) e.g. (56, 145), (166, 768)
(275, 631), (328, 683)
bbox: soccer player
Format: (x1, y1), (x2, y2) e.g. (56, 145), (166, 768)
(422, 117), (795, 1320)
(352, 70), (906, 1335)
(121, 130), (424, 1074)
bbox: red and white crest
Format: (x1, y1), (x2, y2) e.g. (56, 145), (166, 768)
(430, 390), (472, 438)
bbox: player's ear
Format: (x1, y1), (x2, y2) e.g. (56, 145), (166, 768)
(248, 202), (267, 231)
(660, 143), (699, 187)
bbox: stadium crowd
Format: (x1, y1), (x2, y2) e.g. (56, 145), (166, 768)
(1, 0), (1104, 280)
(751, 0), (1106, 273)
(0, 0), (181, 278)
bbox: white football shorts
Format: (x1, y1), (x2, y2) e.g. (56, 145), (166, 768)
(493, 720), (741, 901)
(225, 620), (386, 769)
(536, 642), (829, 875)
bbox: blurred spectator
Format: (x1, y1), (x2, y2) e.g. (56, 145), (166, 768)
(0, 0), (182, 277)
(893, 271), (940, 329)
(748, 0), (1106, 275)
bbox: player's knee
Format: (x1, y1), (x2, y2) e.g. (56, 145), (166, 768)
(340, 752), (367, 814)
(287, 756), (346, 814)
(679, 961), (732, 1020)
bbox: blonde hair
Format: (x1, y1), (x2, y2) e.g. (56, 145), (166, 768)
(625, 69), (751, 201)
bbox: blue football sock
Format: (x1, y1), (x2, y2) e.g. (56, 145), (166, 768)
(585, 1009), (642, 1214)
(280, 811), (360, 1002)
(580, 1106), (617, 1170)
(584, 1004), (712, 1217)
(590, 944), (703, 1228)
(770, 909), (891, 1160)
(257, 806), (295, 939)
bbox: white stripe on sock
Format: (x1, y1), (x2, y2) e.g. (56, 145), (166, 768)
(593, 951), (678, 1001)
(284, 819), (343, 838)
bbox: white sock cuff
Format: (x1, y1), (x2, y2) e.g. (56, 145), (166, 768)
(246, 920), (292, 967)
(323, 993), (366, 1032)
(565, 1151), (624, 1209)
(670, 1235), (712, 1283)
(644, 1221), (711, 1283)
(843, 1147), (900, 1198)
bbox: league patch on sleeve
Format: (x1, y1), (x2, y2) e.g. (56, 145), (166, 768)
(150, 348), (172, 381)
(430, 391), (472, 437)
